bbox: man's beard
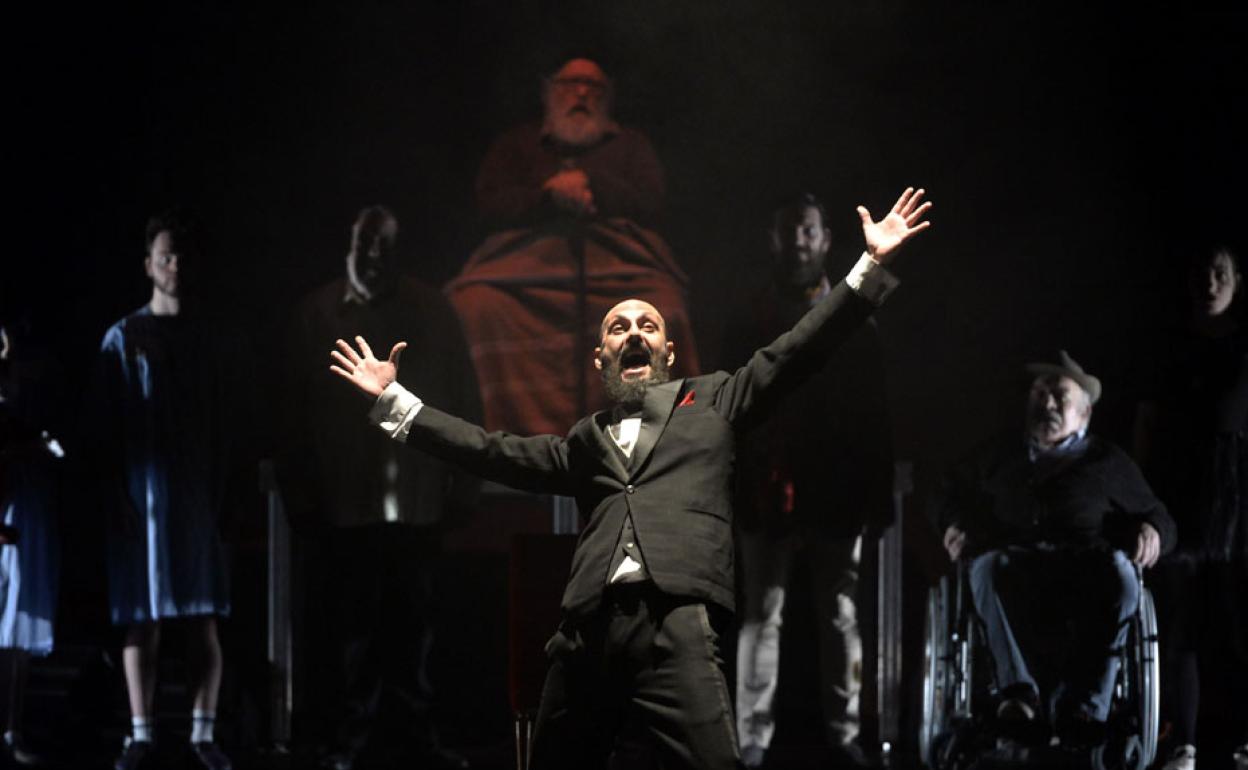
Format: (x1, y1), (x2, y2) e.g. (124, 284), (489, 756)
(546, 108), (612, 148)
(346, 253), (395, 301)
(775, 250), (827, 293)
(600, 344), (671, 407)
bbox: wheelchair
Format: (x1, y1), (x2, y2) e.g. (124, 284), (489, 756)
(919, 557), (1159, 770)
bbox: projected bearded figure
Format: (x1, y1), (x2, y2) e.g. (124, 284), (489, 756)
(446, 55), (700, 437)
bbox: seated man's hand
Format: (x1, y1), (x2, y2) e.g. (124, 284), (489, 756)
(330, 335), (407, 399)
(543, 168), (596, 215)
(943, 524), (967, 562)
(1130, 522), (1161, 568)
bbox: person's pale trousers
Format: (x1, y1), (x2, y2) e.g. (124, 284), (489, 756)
(736, 532), (862, 753)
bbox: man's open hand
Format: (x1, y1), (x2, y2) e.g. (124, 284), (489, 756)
(330, 335), (407, 399)
(857, 187), (933, 265)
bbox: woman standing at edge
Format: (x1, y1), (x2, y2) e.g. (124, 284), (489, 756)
(1136, 244), (1248, 770)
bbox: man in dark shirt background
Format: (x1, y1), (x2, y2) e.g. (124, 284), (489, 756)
(281, 206), (480, 770)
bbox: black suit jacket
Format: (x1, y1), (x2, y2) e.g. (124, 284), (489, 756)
(403, 280), (876, 619)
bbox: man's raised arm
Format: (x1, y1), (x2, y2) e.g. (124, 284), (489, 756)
(329, 335), (574, 495)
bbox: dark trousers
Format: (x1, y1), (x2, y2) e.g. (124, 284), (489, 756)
(328, 523), (440, 754)
(530, 583), (742, 770)
(1152, 557), (1248, 751)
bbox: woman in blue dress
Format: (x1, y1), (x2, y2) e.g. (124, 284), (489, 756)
(0, 319), (62, 767)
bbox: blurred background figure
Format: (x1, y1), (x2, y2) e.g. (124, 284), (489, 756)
(727, 193), (894, 768)
(0, 318), (64, 767)
(447, 55), (700, 435)
(1135, 243), (1248, 770)
(91, 210), (254, 770)
(279, 206), (479, 770)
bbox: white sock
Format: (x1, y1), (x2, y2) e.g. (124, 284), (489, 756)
(131, 716), (153, 743)
(190, 710), (215, 744)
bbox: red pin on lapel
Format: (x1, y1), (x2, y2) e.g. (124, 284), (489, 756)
(678, 390), (695, 407)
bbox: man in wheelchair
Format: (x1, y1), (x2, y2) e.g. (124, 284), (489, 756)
(935, 351), (1176, 750)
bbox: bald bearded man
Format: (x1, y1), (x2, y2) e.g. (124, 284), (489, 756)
(330, 188), (932, 770)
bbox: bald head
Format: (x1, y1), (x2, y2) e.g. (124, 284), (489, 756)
(600, 298), (664, 339)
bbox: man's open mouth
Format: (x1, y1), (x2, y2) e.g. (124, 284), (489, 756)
(620, 348), (651, 378)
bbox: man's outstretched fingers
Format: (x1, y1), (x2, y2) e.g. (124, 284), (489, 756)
(906, 201), (934, 226)
(335, 338), (362, 365)
(330, 350), (355, 371)
(891, 187), (915, 214)
(331, 349), (356, 371)
(902, 190), (926, 218)
(355, 335), (375, 361)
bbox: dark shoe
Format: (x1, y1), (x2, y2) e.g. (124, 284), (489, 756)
(190, 742), (232, 770)
(996, 696), (1038, 723)
(113, 739), (154, 770)
(995, 686), (1044, 746)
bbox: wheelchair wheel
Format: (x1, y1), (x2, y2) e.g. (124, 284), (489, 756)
(1133, 588), (1160, 768)
(920, 575), (973, 769)
(1089, 733), (1146, 770)
(1112, 584), (1160, 770)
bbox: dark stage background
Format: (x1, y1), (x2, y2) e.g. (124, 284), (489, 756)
(7, 0), (1246, 761)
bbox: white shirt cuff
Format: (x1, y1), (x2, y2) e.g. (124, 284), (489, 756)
(368, 381), (423, 441)
(845, 252), (899, 305)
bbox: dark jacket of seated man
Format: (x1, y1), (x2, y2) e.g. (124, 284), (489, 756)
(937, 432), (1175, 557)
(932, 351), (1176, 739)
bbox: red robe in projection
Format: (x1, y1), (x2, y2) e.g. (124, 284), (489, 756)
(447, 122), (700, 435)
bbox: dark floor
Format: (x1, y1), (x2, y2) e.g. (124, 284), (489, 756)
(16, 741), (911, 770)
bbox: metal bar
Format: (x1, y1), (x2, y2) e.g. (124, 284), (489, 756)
(262, 459), (293, 749)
